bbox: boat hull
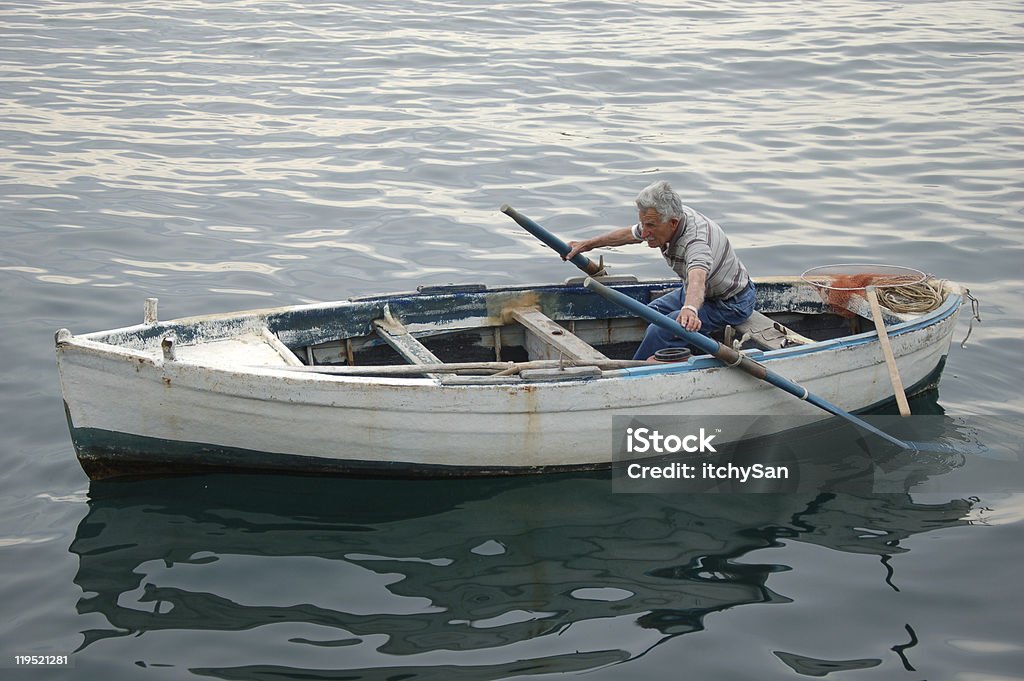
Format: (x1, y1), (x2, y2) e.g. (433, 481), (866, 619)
(56, 279), (962, 479)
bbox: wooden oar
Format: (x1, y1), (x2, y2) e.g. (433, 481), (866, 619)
(501, 204), (961, 454)
(865, 285), (911, 416)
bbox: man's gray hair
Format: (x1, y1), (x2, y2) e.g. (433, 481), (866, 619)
(635, 180), (684, 220)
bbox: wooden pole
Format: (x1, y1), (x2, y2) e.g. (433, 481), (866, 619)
(865, 286), (911, 416)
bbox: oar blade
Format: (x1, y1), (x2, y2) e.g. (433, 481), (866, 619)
(904, 439), (1005, 459)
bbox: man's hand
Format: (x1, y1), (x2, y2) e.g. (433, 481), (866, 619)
(564, 240), (590, 261)
(677, 305), (702, 332)
(563, 227), (642, 260)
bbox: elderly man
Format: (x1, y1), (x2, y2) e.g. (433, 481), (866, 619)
(566, 180), (755, 360)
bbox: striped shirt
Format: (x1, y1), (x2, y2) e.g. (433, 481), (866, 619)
(631, 205), (749, 299)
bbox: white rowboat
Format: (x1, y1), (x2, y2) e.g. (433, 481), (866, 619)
(55, 275), (962, 480)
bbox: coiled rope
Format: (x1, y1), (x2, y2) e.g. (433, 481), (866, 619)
(877, 279), (945, 314)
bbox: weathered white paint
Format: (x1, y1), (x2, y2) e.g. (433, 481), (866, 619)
(55, 278), (961, 476)
(51, 278), (962, 475)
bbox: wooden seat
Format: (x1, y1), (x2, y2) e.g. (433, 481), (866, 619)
(372, 305), (449, 378)
(373, 319), (442, 365)
(511, 308), (609, 363)
(173, 328), (303, 367)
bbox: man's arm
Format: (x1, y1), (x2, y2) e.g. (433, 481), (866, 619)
(677, 267), (708, 332)
(564, 227), (641, 261)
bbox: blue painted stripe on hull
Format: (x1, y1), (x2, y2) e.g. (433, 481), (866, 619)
(617, 295), (961, 378)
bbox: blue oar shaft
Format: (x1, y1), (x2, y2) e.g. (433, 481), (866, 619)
(501, 204), (605, 276)
(580, 277), (912, 450)
(499, 204), (970, 455)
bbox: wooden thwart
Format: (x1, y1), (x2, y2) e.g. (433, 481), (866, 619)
(373, 319), (441, 365)
(511, 307), (609, 363)
(372, 306), (448, 378)
(374, 319), (442, 364)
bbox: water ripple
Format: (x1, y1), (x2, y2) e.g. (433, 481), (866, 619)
(3, 1), (1024, 678)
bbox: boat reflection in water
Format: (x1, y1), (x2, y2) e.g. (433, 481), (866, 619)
(70, 395), (989, 678)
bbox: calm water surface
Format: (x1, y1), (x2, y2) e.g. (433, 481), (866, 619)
(2, 1), (1023, 678)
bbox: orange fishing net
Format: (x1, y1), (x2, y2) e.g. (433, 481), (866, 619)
(801, 265), (928, 318)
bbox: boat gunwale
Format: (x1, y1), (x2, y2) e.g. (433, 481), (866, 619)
(61, 276), (817, 342)
(56, 277), (961, 387)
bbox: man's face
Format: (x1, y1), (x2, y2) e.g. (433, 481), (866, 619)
(637, 208), (679, 249)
